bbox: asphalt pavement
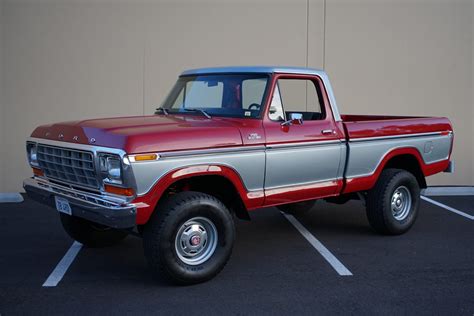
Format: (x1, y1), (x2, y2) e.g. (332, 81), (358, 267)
(0, 194), (473, 315)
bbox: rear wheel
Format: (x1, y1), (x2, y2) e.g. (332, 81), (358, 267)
(366, 168), (420, 235)
(278, 200), (317, 215)
(143, 191), (235, 285)
(59, 213), (128, 247)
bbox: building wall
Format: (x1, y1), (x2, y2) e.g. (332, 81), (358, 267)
(323, 0), (473, 186)
(0, 0), (4, 192)
(471, 0), (474, 186)
(1, 0), (473, 192)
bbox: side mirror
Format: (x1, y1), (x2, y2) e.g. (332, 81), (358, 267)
(281, 113), (303, 126)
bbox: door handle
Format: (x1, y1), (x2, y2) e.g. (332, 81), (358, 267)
(321, 129), (336, 135)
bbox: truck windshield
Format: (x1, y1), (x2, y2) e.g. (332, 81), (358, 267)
(159, 74), (269, 119)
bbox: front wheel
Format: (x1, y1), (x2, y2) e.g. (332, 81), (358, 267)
(366, 168), (420, 235)
(143, 191), (235, 285)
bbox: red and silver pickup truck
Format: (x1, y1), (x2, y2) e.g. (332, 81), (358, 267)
(24, 66), (454, 284)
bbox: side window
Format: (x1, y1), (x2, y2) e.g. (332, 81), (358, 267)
(269, 78), (325, 121)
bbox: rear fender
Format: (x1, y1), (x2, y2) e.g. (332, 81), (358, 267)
(343, 147), (448, 194)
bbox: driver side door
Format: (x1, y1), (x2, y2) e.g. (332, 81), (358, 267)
(263, 74), (345, 205)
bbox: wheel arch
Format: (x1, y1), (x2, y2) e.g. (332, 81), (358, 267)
(344, 147), (429, 194)
(133, 164), (264, 225)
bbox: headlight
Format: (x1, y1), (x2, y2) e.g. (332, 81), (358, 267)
(26, 142), (39, 167)
(99, 154), (123, 185)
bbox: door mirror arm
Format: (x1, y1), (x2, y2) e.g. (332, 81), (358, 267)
(281, 113), (303, 126)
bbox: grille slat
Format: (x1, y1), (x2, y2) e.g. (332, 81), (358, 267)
(37, 144), (99, 189)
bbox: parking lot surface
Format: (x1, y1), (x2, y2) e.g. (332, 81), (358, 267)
(1, 194), (473, 315)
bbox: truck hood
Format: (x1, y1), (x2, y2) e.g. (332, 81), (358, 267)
(30, 115), (245, 153)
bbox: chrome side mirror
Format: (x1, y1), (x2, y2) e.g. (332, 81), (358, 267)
(281, 113), (303, 126)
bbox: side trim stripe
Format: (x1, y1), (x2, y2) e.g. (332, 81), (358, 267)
(349, 131), (449, 143)
(135, 132), (451, 159)
(266, 140), (342, 150)
(158, 145), (266, 159)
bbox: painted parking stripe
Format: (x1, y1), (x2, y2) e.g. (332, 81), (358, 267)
(43, 241), (83, 287)
(421, 196), (474, 220)
(281, 212), (353, 276)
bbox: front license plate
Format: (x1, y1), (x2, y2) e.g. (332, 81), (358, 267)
(55, 196), (72, 215)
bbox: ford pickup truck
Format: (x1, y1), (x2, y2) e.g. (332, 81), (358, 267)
(24, 66), (454, 284)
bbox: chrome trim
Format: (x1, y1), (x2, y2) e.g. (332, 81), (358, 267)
(349, 131), (445, 142)
(158, 145), (266, 159)
(28, 137), (127, 155)
(24, 177), (131, 208)
(23, 177), (136, 228)
(265, 177), (342, 191)
(266, 140), (342, 150)
(130, 142), (343, 160)
(36, 143), (99, 189)
(28, 137), (137, 195)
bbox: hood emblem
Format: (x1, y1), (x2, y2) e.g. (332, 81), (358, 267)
(45, 132), (51, 137)
(73, 136), (79, 141)
(89, 138), (96, 144)
(58, 133), (64, 140)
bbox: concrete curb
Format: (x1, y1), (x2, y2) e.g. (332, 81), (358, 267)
(0, 193), (24, 203)
(422, 186), (474, 196)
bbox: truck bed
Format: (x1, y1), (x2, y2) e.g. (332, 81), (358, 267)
(341, 114), (453, 140)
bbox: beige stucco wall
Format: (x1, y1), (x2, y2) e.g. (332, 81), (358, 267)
(0, 0), (4, 192)
(1, 0), (473, 192)
(323, 0), (473, 186)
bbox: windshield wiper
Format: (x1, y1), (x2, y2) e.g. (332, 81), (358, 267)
(155, 107), (169, 115)
(184, 108), (212, 119)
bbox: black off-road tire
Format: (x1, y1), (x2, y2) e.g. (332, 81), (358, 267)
(366, 168), (420, 235)
(278, 200), (317, 215)
(143, 191), (235, 285)
(59, 213), (128, 247)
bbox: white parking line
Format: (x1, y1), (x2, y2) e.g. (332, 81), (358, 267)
(281, 212), (353, 276)
(43, 241), (83, 287)
(421, 196), (474, 220)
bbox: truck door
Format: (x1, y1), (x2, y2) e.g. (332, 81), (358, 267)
(262, 74), (345, 205)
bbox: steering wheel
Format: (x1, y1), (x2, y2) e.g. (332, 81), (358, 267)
(248, 103), (261, 111)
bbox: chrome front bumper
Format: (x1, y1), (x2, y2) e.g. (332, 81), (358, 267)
(23, 177), (136, 228)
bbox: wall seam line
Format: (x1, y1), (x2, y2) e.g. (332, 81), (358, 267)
(323, 0), (326, 70)
(305, 0), (309, 110)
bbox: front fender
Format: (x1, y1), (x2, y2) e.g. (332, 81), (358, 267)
(131, 164), (264, 225)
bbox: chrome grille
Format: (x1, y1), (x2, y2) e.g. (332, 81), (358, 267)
(37, 144), (99, 189)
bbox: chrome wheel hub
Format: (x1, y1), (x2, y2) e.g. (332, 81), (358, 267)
(175, 217), (218, 265)
(391, 186), (412, 221)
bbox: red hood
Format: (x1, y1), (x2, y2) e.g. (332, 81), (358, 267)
(31, 115), (249, 153)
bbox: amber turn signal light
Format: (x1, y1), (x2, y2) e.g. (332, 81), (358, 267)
(104, 184), (135, 197)
(133, 154), (158, 161)
(32, 167), (44, 177)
